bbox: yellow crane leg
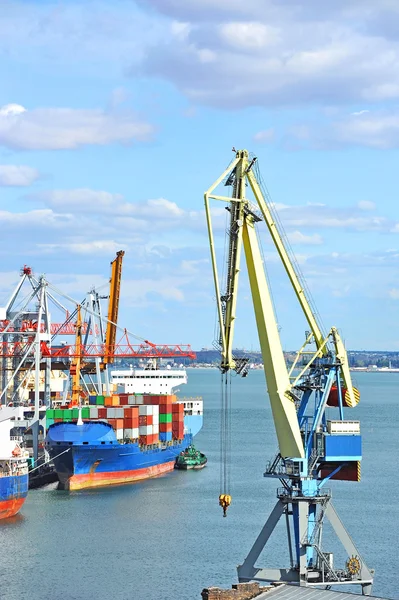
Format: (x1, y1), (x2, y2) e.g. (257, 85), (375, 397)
(242, 216), (304, 458)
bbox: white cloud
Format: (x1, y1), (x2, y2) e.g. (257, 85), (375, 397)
(134, 1), (399, 108)
(253, 128), (275, 143)
(287, 231), (323, 245)
(389, 288), (399, 299)
(37, 241), (126, 256)
(357, 200), (376, 211)
(0, 165), (40, 186)
(219, 22), (280, 50)
(0, 104), (154, 150)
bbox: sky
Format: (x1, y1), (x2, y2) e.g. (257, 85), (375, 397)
(2, 0), (399, 351)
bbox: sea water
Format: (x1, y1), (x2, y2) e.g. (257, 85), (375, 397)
(0, 370), (397, 600)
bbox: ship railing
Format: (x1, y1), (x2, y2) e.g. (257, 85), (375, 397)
(177, 396), (203, 402)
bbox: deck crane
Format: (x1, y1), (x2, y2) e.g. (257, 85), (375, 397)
(205, 149), (373, 595)
(101, 250), (125, 372)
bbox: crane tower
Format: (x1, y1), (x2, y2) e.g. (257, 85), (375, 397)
(204, 149), (373, 594)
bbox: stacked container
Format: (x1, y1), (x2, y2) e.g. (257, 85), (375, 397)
(139, 405), (159, 445)
(46, 392), (183, 446)
(172, 402), (184, 440)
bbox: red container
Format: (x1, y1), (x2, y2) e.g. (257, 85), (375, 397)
(159, 422), (172, 433)
(172, 403), (184, 414)
(327, 386), (359, 408)
(144, 395), (159, 405)
(98, 408), (107, 419)
(124, 407), (139, 419)
(116, 419), (124, 430)
(139, 415), (153, 426)
(108, 418), (116, 428)
(124, 418), (133, 428)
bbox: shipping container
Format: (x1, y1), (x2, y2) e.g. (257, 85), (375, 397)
(96, 395), (105, 405)
(160, 413), (172, 424)
(159, 432), (172, 442)
(89, 407), (99, 419)
(139, 425), (153, 435)
(159, 422), (172, 433)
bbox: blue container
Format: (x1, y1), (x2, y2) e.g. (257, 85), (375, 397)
(89, 395), (97, 405)
(324, 435), (362, 461)
(159, 432), (172, 442)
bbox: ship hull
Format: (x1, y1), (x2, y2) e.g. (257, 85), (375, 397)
(46, 422), (193, 491)
(0, 473), (28, 519)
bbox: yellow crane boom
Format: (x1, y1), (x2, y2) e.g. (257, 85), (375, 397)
(101, 250), (125, 370)
(205, 149), (304, 458)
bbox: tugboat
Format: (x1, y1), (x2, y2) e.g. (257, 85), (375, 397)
(175, 444), (207, 470)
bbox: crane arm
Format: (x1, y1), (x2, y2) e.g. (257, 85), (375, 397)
(70, 304), (82, 405)
(246, 168), (326, 354)
(246, 165), (359, 404)
(102, 250), (125, 369)
(243, 214), (304, 457)
(205, 149), (304, 458)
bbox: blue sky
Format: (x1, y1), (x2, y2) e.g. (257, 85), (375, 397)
(2, 0), (399, 351)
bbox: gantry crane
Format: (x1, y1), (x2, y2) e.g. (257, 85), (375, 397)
(205, 149), (373, 594)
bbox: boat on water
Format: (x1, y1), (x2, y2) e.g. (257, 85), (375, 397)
(46, 364), (205, 490)
(175, 444), (207, 470)
(0, 419), (29, 519)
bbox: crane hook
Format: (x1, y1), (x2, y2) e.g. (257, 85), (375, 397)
(219, 494), (232, 517)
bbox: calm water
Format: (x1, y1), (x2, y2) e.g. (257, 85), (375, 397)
(0, 370), (398, 600)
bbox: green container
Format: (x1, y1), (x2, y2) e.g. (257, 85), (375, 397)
(82, 407), (90, 419)
(46, 409), (55, 419)
(46, 418), (54, 428)
(63, 409), (72, 419)
(96, 396), (105, 405)
(72, 408), (79, 419)
(160, 413), (172, 423)
(54, 409), (63, 419)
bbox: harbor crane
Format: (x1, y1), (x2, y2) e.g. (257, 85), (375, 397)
(205, 149), (373, 594)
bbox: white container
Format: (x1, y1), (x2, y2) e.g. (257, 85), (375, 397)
(132, 428), (139, 439)
(115, 428), (124, 439)
(115, 408), (124, 418)
(107, 408), (116, 418)
(152, 405), (159, 417)
(152, 414), (159, 425)
(139, 425), (152, 435)
(124, 428), (133, 438)
(89, 407), (98, 419)
(327, 420), (360, 434)
(139, 405), (152, 416)
(129, 394), (143, 405)
(152, 424), (159, 434)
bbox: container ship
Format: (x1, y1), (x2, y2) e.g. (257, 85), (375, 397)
(45, 365), (204, 490)
(0, 419), (29, 519)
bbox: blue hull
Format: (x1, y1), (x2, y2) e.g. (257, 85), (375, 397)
(0, 473), (28, 519)
(45, 422), (193, 490)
